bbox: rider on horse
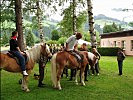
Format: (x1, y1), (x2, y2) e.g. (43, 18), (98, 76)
(65, 32), (83, 80)
(9, 31), (28, 76)
(65, 32), (83, 62)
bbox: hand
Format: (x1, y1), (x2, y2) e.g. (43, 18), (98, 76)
(64, 48), (69, 51)
(20, 52), (25, 55)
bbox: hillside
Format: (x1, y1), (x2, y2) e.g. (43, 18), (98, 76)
(84, 14), (133, 34)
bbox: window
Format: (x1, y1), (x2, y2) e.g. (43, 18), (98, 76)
(131, 40), (133, 51)
(114, 41), (116, 47)
(121, 40), (126, 49)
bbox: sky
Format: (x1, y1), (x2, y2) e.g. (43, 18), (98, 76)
(48, 0), (133, 22)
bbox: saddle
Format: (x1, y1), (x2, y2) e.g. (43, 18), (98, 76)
(66, 50), (84, 63)
(7, 51), (29, 65)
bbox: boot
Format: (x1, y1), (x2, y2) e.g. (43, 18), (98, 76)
(38, 82), (45, 87)
(23, 70), (28, 76)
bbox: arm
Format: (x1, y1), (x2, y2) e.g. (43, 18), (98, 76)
(74, 43), (78, 51)
(97, 52), (101, 60)
(65, 35), (73, 51)
(16, 47), (25, 55)
(65, 43), (69, 51)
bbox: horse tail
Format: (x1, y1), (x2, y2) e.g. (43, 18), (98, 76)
(51, 53), (57, 87)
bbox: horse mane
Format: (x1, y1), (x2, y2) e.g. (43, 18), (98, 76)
(26, 44), (41, 62)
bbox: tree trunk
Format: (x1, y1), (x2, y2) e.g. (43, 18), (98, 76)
(87, 0), (96, 47)
(15, 0), (25, 51)
(72, 0), (77, 34)
(36, 1), (43, 42)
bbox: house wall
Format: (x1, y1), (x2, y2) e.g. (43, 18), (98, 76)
(100, 36), (133, 56)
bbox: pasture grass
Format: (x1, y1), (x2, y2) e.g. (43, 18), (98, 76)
(1, 56), (133, 100)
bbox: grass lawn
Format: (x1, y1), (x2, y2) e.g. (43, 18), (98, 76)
(1, 56), (133, 100)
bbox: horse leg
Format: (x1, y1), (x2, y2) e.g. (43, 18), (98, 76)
(57, 67), (64, 90)
(75, 69), (79, 85)
(21, 70), (31, 92)
(80, 68), (85, 86)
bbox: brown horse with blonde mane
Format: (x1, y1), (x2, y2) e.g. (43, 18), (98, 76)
(51, 50), (97, 90)
(0, 43), (52, 92)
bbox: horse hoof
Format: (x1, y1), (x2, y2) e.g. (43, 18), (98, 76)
(58, 87), (62, 90)
(75, 82), (78, 85)
(82, 83), (85, 86)
(25, 89), (30, 92)
(19, 79), (22, 84)
(21, 86), (25, 91)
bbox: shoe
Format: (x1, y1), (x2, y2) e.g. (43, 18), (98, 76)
(97, 73), (99, 76)
(23, 70), (28, 76)
(40, 83), (46, 85)
(118, 74), (122, 76)
(38, 84), (44, 87)
(91, 74), (94, 76)
(69, 78), (73, 81)
(85, 79), (88, 81)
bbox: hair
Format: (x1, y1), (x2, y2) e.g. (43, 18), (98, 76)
(92, 48), (97, 53)
(76, 32), (82, 39)
(83, 43), (87, 46)
(12, 31), (18, 37)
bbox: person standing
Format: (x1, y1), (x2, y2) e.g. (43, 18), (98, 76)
(92, 48), (101, 75)
(9, 31), (28, 76)
(80, 43), (89, 81)
(117, 48), (126, 76)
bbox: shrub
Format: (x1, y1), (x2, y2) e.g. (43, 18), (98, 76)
(26, 31), (35, 47)
(46, 40), (58, 44)
(88, 47), (119, 56)
(57, 37), (67, 44)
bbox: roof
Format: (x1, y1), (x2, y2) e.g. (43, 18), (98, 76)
(100, 30), (133, 39)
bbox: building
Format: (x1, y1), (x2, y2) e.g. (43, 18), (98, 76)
(100, 30), (133, 56)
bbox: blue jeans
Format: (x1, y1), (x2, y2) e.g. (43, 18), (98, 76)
(118, 61), (123, 75)
(12, 51), (26, 71)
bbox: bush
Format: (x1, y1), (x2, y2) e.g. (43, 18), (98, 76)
(57, 37), (67, 44)
(88, 47), (119, 56)
(26, 31), (35, 47)
(46, 40), (58, 44)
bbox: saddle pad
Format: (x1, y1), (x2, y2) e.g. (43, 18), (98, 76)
(7, 52), (29, 65)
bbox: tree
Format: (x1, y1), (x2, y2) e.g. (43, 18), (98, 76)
(112, 22), (118, 31)
(2, 33), (9, 45)
(129, 22), (133, 27)
(103, 22), (122, 33)
(26, 30), (35, 47)
(87, 0), (96, 47)
(58, 5), (87, 37)
(103, 25), (116, 33)
(58, 37), (67, 44)
(51, 30), (60, 40)
(15, 0), (25, 51)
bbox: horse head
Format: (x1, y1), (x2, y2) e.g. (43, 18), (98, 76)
(41, 43), (52, 58)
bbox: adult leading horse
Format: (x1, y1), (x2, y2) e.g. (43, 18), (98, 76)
(51, 51), (97, 90)
(0, 43), (52, 92)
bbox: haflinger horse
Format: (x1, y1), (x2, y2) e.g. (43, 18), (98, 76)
(51, 50), (97, 90)
(0, 43), (52, 92)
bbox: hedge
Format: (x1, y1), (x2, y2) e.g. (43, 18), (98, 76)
(88, 47), (119, 56)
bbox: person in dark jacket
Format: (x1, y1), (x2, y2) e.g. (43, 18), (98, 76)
(92, 48), (101, 75)
(9, 31), (28, 76)
(117, 48), (126, 76)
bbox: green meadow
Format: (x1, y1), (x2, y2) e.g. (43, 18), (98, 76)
(1, 56), (133, 100)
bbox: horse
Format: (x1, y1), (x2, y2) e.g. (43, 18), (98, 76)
(51, 50), (97, 90)
(0, 43), (52, 92)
